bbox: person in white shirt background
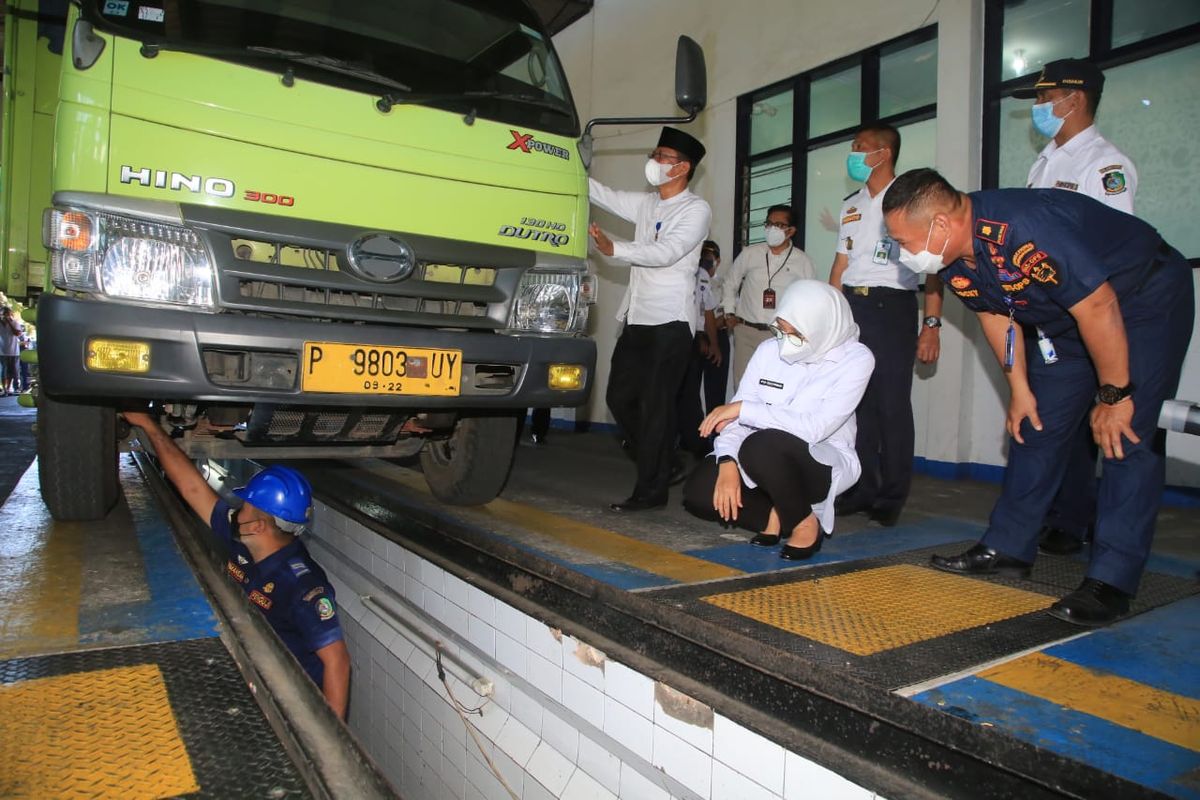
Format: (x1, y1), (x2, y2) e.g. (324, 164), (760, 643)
(697, 240), (730, 415)
(588, 126), (712, 512)
(676, 241), (724, 459)
(1012, 58), (1138, 557)
(718, 205), (817, 386)
(829, 123), (943, 528)
(683, 280), (874, 561)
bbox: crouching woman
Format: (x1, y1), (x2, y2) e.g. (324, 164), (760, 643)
(683, 280), (874, 560)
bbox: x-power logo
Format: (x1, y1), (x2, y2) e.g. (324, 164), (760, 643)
(506, 130), (570, 161)
(120, 165), (296, 207)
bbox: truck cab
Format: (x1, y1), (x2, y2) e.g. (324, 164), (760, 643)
(3, 0), (597, 518)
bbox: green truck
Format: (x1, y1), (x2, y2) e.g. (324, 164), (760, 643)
(2, 0), (607, 519)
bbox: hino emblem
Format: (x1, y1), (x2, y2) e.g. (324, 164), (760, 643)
(347, 234), (416, 283)
(119, 165), (236, 198)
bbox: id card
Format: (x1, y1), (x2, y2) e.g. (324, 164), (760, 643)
(872, 238), (892, 265)
(762, 288), (776, 309)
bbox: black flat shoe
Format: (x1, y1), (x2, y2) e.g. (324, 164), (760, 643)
(930, 543), (1032, 578)
(1048, 578), (1130, 626)
(610, 494), (667, 512)
(780, 532), (824, 561)
(749, 533), (781, 547)
(869, 506), (902, 527)
(1037, 526), (1085, 556)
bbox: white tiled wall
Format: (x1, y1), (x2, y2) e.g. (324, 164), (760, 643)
(307, 502), (888, 800)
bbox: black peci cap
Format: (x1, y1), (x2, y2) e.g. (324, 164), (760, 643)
(1012, 59), (1105, 99)
(657, 126), (706, 165)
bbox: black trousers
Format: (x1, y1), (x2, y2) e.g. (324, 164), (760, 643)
(607, 321), (693, 499)
(841, 288), (918, 512)
(701, 329), (730, 413)
(683, 430), (832, 533)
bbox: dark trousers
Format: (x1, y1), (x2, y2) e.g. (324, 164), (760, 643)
(683, 430), (832, 533)
(701, 329), (730, 413)
(676, 340), (707, 456)
(982, 254), (1193, 595)
(607, 321), (693, 499)
(1041, 364), (1099, 539)
(841, 288), (918, 512)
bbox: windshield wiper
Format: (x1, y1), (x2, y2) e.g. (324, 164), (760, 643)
(138, 42), (412, 94)
(376, 89), (571, 118)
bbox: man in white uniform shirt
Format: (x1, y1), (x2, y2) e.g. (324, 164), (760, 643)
(719, 205), (816, 386)
(829, 123), (943, 527)
(589, 126), (712, 511)
(1013, 59), (1138, 556)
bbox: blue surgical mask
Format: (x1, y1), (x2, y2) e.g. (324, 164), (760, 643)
(1031, 95), (1074, 138)
(846, 148), (883, 183)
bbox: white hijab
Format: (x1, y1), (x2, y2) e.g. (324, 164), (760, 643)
(774, 280), (860, 364)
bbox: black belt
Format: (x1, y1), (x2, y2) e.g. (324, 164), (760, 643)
(843, 284), (912, 297)
(739, 320), (770, 331)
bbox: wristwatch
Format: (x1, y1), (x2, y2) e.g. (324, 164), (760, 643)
(923, 316), (942, 329)
(1096, 383), (1134, 405)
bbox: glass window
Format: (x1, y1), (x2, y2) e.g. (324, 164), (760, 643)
(744, 154), (793, 246)
(809, 67), (861, 138)
(1112, 0), (1200, 49)
(880, 38), (938, 117)
(996, 95), (1044, 190)
(1001, 0), (1090, 81)
(750, 89), (794, 156)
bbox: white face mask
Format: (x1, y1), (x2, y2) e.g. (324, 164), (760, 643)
(764, 226), (788, 248)
(644, 158), (676, 187)
(898, 218), (949, 275)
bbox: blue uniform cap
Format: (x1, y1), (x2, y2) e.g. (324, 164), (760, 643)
(233, 466), (313, 525)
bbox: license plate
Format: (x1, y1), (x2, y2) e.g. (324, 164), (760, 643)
(301, 342), (462, 396)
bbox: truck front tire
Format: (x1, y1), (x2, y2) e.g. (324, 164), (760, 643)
(420, 414), (518, 506)
(37, 394), (119, 521)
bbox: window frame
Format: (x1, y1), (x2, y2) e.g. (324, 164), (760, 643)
(732, 25), (937, 259)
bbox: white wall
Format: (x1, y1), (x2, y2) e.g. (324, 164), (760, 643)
(554, 0), (1199, 485)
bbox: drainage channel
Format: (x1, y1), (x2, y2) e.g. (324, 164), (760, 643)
(251, 457), (1157, 800)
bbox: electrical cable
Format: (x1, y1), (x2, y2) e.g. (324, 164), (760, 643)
(436, 644), (516, 800)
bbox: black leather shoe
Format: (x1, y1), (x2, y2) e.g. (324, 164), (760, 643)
(1037, 526), (1084, 556)
(930, 543), (1032, 578)
(668, 458), (688, 487)
(780, 531), (825, 561)
(869, 506), (902, 527)
(610, 494), (667, 512)
(1048, 578), (1130, 626)
(749, 533), (781, 547)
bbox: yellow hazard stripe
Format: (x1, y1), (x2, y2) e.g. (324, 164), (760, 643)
(979, 652), (1200, 752)
(375, 464), (742, 583)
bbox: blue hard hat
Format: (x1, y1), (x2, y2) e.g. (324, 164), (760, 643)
(233, 465), (313, 525)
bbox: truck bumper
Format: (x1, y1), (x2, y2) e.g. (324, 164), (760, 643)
(38, 295), (595, 409)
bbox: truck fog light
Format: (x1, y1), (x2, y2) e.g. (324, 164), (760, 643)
(548, 364), (584, 391)
(86, 338), (151, 373)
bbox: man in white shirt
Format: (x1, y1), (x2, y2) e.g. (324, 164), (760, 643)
(589, 126), (712, 511)
(677, 242), (723, 458)
(1013, 59), (1138, 556)
(829, 123), (943, 527)
(698, 240), (729, 413)
(719, 205), (816, 386)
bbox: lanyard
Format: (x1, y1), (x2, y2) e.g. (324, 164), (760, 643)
(765, 245), (793, 289)
(1003, 296), (1016, 369)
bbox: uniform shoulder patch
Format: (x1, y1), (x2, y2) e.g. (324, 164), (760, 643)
(975, 219), (1008, 245)
(289, 560), (311, 578)
(316, 597), (336, 622)
(1102, 171), (1127, 195)
(1027, 256), (1059, 285)
(302, 585), (326, 602)
(949, 275), (972, 290)
(1098, 164), (1123, 173)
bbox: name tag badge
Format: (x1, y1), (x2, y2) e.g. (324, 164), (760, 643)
(872, 239), (892, 265)
(762, 288), (776, 309)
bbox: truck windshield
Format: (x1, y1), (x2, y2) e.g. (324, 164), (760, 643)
(83, 0), (579, 137)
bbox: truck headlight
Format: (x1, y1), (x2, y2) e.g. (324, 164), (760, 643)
(506, 269), (593, 334)
(44, 208), (215, 310)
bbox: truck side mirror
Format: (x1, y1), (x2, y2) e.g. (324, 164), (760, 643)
(675, 36), (707, 115)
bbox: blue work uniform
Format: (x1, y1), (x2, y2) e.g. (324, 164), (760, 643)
(941, 189), (1193, 595)
(211, 499), (344, 686)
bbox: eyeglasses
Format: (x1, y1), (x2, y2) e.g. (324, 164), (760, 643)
(768, 322), (806, 347)
(763, 221), (792, 230)
(648, 150), (686, 164)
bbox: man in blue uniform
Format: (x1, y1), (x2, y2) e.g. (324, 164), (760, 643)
(124, 412), (351, 717)
(882, 169), (1193, 626)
